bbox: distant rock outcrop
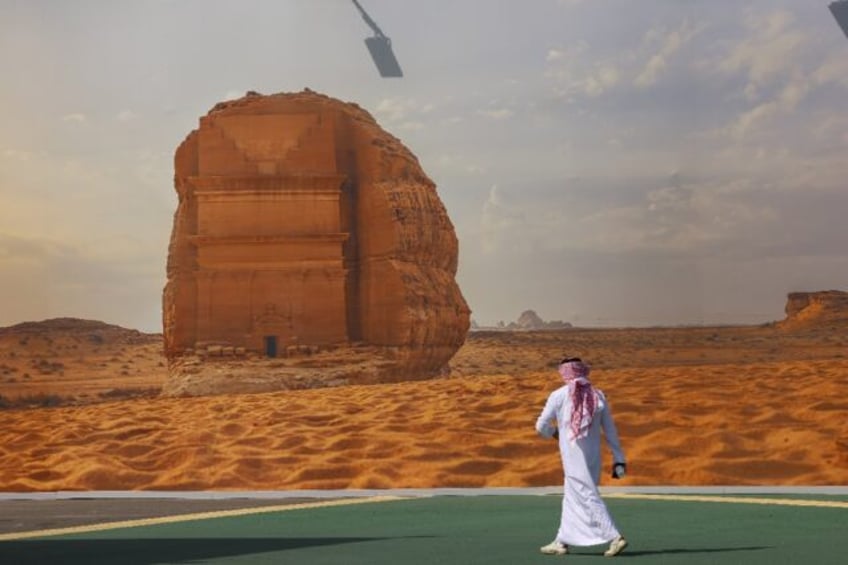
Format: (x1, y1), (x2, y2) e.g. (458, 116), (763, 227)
(162, 90), (470, 396)
(515, 310), (545, 330)
(472, 310), (572, 331)
(0, 318), (158, 345)
(507, 310), (572, 330)
(780, 290), (848, 329)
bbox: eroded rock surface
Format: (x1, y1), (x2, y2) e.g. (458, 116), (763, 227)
(162, 90), (469, 396)
(780, 290), (848, 329)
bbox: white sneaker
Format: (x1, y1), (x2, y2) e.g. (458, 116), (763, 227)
(604, 536), (628, 557)
(540, 540), (568, 555)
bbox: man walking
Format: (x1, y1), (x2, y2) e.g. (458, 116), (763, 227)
(535, 357), (628, 557)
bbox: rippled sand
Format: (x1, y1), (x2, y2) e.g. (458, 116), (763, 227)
(1, 326), (846, 490)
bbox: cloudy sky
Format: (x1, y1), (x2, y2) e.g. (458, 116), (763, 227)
(1, 0), (847, 331)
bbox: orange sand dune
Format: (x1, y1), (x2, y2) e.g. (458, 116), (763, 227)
(1, 333), (846, 490)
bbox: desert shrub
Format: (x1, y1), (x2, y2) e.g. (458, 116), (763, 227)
(26, 393), (63, 407)
(31, 359), (64, 374)
(98, 387), (159, 400)
(0, 393), (65, 409)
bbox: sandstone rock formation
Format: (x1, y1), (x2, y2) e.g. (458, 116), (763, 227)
(504, 310), (572, 331)
(779, 290), (848, 329)
(162, 90), (470, 396)
(515, 310), (545, 330)
(0, 318), (157, 346)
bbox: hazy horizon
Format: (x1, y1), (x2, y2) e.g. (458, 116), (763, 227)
(2, 0), (847, 332)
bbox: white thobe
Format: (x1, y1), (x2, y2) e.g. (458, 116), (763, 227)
(535, 384), (625, 547)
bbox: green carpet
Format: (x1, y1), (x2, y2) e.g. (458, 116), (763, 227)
(1, 495), (846, 564)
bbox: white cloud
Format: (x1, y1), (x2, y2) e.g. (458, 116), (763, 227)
(810, 56), (848, 88)
(583, 65), (619, 96)
(546, 48), (565, 62)
(570, 177), (787, 255)
(546, 19), (698, 99)
(710, 9), (848, 141)
(634, 20), (700, 88)
(726, 100), (780, 139)
(477, 108), (514, 120)
(2, 149), (33, 161)
(375, 97), (435, 122)
(398, 121), (425, 131)
(116, 110), (138, 122)
(62, 113), (87, 123)
(635, 55), (667, 89)
(544, 42), (587, 78)
(544, 40), (622, 98)
(373, 97), (438, 132)
(719, 59), (845, 140)
(436, 154), (455, 167)
(433, 153), (486, 176)
(716, 9), (805, 100)
(480, 185), (523, 254)
(472, 170), (805, 261)
(812, 114), (848, 145)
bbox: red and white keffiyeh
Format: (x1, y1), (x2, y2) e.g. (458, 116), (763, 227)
(558, 360), (599, 442)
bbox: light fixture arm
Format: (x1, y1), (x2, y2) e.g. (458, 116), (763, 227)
(351, 0), (387, 38)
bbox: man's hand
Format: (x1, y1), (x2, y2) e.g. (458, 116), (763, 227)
(611, 462), (626, 479)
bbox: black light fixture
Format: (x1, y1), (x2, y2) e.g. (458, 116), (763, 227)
(351, 0), (403, 77)
(831, 1), (848, 38)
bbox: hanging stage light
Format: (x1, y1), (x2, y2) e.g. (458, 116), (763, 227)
(831, 1), (848, 39)
(351, 0), (403, 78)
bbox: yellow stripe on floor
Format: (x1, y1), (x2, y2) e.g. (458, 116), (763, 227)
(605, 492), (848, 509)
(0, 496), (407, 542)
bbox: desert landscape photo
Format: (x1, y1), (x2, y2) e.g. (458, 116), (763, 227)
(2, 1), (848, 498)
(1, 290), (846, 491)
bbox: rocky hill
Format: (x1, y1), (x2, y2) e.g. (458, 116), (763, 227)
(779, 290), (848, 329)
(0, 318), (164, 408)
(0, 318), (159, 345)
(472, 310), (572, 331)
(513, 310), (572, 330)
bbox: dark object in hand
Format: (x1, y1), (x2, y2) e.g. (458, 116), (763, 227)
(611, 462), (626, 479)
(552, 429), (559, 440)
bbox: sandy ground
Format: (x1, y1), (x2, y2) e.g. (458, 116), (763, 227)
(1, 323), (846, 490)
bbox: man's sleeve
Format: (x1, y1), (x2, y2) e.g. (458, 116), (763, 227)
(535, 390), (560, 438)
(600, 398), (626, 463)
